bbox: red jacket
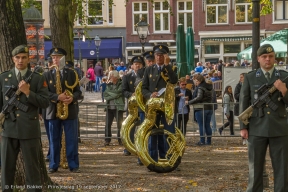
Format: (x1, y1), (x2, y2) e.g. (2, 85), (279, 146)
(87, 68), (96, 81)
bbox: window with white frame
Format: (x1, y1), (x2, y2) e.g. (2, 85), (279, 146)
(154, 1), (170, 32)
(274, 0), (288, 21)
(206, 0), (228, 24)
(87, 0), (103, 25)
(133, 2), (148, 33)
(235, 0), (252, 23)
(177, 1), (193, 31)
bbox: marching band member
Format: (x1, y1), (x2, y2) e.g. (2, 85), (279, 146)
(44, 48), (81, 173)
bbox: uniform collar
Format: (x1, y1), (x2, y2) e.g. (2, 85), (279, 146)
(14, 67), (28, 77)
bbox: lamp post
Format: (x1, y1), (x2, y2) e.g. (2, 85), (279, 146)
(75, 28), (84, 68)
(135, 18), (149, 54)
(94, 35), (101, 62)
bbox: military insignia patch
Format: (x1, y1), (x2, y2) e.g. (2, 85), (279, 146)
(266, 47), (273, 53)
(24, 47), (29, 52)
(55, 48), (58, 52)
(149, 52), (152, 55)
(159, 45), (162, 49)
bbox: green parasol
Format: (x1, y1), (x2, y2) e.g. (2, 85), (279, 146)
(237, 29), (288, 60)
(176, 24), (188, 78)
(186, 27), (195, 72)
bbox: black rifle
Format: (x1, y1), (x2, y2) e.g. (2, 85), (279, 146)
(0, 71), (35, 124)
(238, 75), (288, 125)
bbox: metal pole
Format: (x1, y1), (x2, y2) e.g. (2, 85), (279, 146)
(252, 0), (260, 70)
(286, 28), (288, 64)
(141, 42), (145, 54)
(97, 46), (99, 62)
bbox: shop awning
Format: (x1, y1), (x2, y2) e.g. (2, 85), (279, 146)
(44, 38), (123, 59)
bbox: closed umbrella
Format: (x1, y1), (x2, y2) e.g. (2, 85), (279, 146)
(176, 24), (188, 78)
(186, 27), (195, 72)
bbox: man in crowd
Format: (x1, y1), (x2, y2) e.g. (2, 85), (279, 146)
(117, 61), (127, 72)
(142, 45), (178, 162)
(0, 45), (49, 190)
(44, 48), (81, 173)
(74, 63), (82, 79)
(94, 61), (104, 92)
(240, 44), (288, 191)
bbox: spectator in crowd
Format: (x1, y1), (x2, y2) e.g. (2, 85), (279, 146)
(175, 77), (193, 136)
(218, 85), (234, 135)
(117, 61), (127, 72)
(234, 73), (246, 144)
(74, 63), (82, 79)
(86, 64), (95, 92)
(217, 60), (223, 79)
(241, 60), (249, 67)
(94, 61), (104, 92)
(194, 62), (203, 73)
(100, 77), (107, 102)
(104, 70), (124, 146)
(234, 61), (240, 67)
(210, 88), (218, 133)
(210, 72), (220, 82)
(114, 62), (120, 69)
(119, 70), (124, 79)
(187, 74), (213, 145)
(279, 61), (284, 65)
(185, 75), (195, 90)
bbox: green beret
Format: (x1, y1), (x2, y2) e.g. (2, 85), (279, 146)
(12, 45), (29, 56)
(257, 44), (275, 56)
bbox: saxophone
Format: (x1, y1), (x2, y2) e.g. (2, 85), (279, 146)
(51, 65), (78, 169)
(134, 66), (186, 173)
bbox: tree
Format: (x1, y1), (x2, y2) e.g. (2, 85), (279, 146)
(0, 0), (27, 72)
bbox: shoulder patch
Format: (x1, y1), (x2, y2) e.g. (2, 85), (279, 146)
(0, 70), (9, 75)
(279, 69), (288, 73)
(33, 71), (42, 75)
(248, 70), (256, 74)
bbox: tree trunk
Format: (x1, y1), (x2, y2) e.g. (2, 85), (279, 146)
(0, 0), (27, 72)
(49, 0), (74, 61)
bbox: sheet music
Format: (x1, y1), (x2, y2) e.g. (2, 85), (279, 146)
(157, 88), (166, 97)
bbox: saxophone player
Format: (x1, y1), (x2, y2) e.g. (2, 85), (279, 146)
(43, 48), (82, 173)
(141, 45), (178, 163)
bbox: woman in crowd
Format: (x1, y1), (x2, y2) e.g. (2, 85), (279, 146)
(187, 74), (213, 145)
(218, 85), (234, 135)
(175, 77), (193, 136)
(86, 64), (95, 92)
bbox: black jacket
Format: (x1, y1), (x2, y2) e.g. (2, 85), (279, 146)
(43, 68), (81, 120)
(188, 81), (213, 110)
